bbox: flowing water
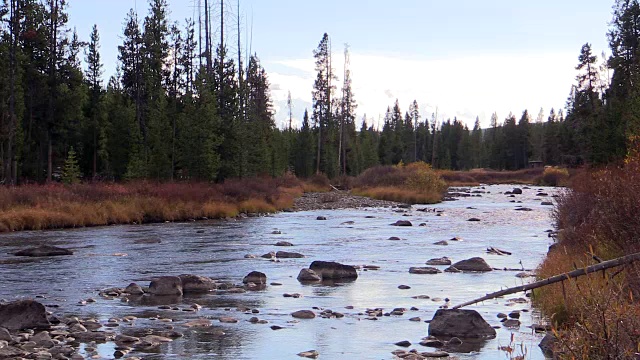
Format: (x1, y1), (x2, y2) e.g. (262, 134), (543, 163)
(0, 185), (558, 359)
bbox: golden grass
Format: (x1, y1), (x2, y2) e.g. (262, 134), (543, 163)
(352, 186), (442, 204)
(0, 176), (325, 233)
(438, 168), (546, 186)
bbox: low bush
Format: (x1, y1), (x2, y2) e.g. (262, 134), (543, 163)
(438, 167), (545, 186)
(541, 166), (570, 186)
(535, 153), (640, 358)
(352, 162), (447, 204)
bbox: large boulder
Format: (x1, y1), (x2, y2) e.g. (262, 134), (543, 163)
(178, 274), (217, 293)
(243, 271), (267, 285)
(450, 257), (492, 272)
(0, 300), (50, 330)
(428, 309), (496, 339)
(14, 245), (73, 257)
(297, 268), (322, 282)
(148, 276), (183, 296)
(276, 251), (305, 259)
(309, 261), (358, 280)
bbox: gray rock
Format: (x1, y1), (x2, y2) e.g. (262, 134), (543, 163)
(539, 332), (557, 356)
(0, 327), (11, 342)
(309, 261), (358, 280)
(428, 309), (496, 339)
(297, 269), (322, 282)
(395, 340), (411, 347)
(409, 267), (442, 275)
(316, 216), (327, 221)
(297, 350), (319, 358)
(291, 310), (315, 319)
(467, 218), (481, 222)
(148, 276), (183, 296)
(426, 257), (452, 266)
(391, 220), (413, 226)
(433, 240), (448, 246)
(444, 266), (462, 273)
(31, 331), (55, 348)
(419, 339), (444, 348)
(451, 257), (492, 272)
(502, 319), (521, 328)
(512, 188), (523, 195)
(261, 251), (276, 259)
(124, 283), (144, 295)
(14, 245), (73, 257)
(0, 300), (50, 331)
(275, 251), (305, 259)
(242, 271), (267, 285)
(178, 274), (217, 293)
(275, 241), (293, 246)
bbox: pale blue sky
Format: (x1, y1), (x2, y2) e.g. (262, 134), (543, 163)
(68, 0), (613, 127)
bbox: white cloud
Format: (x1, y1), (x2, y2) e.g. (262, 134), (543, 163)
(265, 51), (578, 129)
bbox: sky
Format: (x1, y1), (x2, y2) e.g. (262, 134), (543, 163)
(66, 0), (613, 128)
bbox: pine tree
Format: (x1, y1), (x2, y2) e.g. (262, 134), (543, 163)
(84, 24), (106, 179)
(62, 146), (81, 184)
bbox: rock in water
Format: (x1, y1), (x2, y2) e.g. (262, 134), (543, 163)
(409, 267), (441, 274)
(0, 300), (50, 330)
(148, 276), (183, 296)
(124, 283), (144, 295)
(391, 220), (413, 226)
(243, 271), (267, 285)
(14, 245), (73, 257)
(428, 309), (496, 339)
(426, 257), (452, 266)
(275, 251), (305, 259)
(297, 268), (322, 282)
(450, 257), (492, 272)
(291, 310), (316, 319)
(309, 261), (358, 280)
(178, 274), (217, 293)
(512, 188), (523, 194)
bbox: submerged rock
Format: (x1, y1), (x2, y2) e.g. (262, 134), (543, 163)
(391, 220), (413, 227)
(14, 245), (73, 257)
(291, 310), (316, 319)
(428, 309), (496, 339)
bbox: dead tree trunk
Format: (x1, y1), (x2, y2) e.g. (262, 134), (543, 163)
(452, 252), (640, 309)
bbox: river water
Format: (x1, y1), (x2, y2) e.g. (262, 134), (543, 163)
(0, 185), (557, 359)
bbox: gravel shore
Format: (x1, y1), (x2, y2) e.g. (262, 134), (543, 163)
(292, 190), (404, 211)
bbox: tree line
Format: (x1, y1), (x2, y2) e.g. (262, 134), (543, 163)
(0, 0), (637, 185)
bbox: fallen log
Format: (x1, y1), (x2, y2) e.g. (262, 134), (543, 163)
(452, 251), (640, 309)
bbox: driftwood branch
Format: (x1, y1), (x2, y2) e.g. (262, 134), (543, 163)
(452, 252), (640, 310)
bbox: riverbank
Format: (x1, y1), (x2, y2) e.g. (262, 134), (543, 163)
(0, 176), (328, 233)
(534, 154), (640, 358)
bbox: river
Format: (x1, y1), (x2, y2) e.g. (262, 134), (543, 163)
(0, 184), (557, 359)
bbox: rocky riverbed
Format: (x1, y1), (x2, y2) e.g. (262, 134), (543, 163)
(0, 185), (558, 359)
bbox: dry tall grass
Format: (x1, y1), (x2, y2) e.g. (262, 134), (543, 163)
(351, 162), (447, 204)
(535, 153), (640, 359)
(0, 173), (323, 232)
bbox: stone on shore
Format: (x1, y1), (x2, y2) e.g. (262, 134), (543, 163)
(0, 300), (50, 330)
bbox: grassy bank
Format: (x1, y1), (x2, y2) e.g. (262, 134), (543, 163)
(351, 162), (448, 204)
(438, 166), (570, 187)
(0, 174), (330, 233)
(535, 154), (640, 359)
